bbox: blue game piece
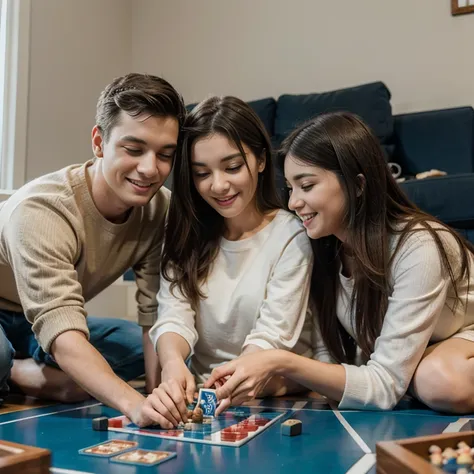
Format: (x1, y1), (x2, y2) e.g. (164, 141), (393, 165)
(197, 388), (217, 417)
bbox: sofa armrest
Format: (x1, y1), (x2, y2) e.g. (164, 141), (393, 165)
(393, 107), (474, 175)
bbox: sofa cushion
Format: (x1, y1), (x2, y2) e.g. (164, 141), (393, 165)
(394, 107), (474, 175)
(247, 97), (277, 137)
(400, 173), (474, 226)
(274, 81), (394, 148)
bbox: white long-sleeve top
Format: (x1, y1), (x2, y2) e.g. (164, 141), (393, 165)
(150, 210), (313, 383)
(313, 225), (474, 410)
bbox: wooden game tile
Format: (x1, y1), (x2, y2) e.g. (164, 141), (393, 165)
(222, 425), (247, 433)
(221, 432), (248, 442)
(236, 423), (258, 432)
(108, 418), (124, 428)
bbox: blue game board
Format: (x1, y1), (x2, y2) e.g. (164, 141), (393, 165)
(107, 406), (288, 447)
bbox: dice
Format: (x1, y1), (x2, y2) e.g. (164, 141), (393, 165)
(281, 419), (302, 436)
(92, 417), (109, 431)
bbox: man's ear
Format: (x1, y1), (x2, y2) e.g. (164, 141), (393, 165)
(356, 173), (366, 197)
(91, 125), (104, 158)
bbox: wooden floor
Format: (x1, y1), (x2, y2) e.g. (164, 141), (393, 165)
(0, 377), (146, 415)
(0, 394), (55, 415)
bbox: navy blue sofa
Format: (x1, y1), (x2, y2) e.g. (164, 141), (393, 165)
(238, 83), (474, 244)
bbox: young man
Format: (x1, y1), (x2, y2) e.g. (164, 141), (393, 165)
(0, 73), (185, 426)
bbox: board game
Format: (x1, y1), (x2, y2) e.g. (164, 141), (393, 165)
(106, 406), (288, 447)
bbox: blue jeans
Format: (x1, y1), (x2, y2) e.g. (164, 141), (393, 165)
(0, 310), (145, 395)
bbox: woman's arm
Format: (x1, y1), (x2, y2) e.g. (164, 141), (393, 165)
(242, 231), (313, 354)
(208, 231), (452, 410)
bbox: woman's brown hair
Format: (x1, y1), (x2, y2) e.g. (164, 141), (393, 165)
(162, 96), (281, 307)
(281, 111), (474, 363)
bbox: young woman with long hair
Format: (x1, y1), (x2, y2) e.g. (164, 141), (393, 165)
(143, 97), (313, 428)
(206, 111), (474, 415)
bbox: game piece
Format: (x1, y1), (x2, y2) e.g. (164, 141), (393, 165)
(108, 418), (124, 428)
(442, 447), (458, 459)
(281, 419), (302, 437)
(110, 449), (176, 467)
(429, 444), (441, 454)
(429, 452), (442, 466)
(92, 416), (109, 431)
(79, 440), (138, 458)
(456, 452), (473, 464)
(197, 388), (217, 417)
(187, 409), (194, 419)
(191, 406), (204, 423)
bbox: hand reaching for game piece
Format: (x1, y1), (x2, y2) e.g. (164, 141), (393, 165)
(161, 359), (197, 406)
(132, 360), (197, 428)
(204, 351), (280, 415)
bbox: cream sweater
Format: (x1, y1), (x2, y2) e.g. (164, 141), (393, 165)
(150, 210), (314, 383)
(0, 161), (170, 352)
(312, 226), (474, 410)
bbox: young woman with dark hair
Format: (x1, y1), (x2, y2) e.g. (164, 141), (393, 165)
(145, 97), (313, 428)
(206, 111), (474, 415)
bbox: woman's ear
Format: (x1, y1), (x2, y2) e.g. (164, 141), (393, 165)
(356, 173), (366, 197)
(258, 150), (267, 173)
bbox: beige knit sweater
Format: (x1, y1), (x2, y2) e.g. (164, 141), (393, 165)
(0, 161), (170, 352)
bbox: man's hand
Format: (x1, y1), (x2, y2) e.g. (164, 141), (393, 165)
(130, 381), (191, 429)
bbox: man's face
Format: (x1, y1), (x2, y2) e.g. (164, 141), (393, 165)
(92, 111), (179, 217)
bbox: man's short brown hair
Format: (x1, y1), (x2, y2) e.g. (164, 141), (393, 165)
(96, 73), (186, 141)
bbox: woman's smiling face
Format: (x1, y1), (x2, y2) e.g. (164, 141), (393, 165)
(191, 133), (264, 220)
(285, 155), (347, 241)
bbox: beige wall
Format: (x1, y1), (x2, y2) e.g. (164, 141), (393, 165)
(131, 0), (474, 113)
(26, 0), (131, 181)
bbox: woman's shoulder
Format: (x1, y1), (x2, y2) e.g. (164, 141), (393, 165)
(389, 219), (470, 272)
(390, 220), (461, 251)
(272, 209), (305, 233)
(268, 209), (312, 253)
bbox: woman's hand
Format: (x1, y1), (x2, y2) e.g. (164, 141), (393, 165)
(204, 350), (283, 414)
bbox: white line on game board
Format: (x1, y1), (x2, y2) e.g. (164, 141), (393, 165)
(345, 453), (376, 474)
(291, 401), (307, 410)
(50, 468), (94, 474)
(329, 401), (372, 454)
(0, 402), (102, 426)
(443, 417), (474, 433)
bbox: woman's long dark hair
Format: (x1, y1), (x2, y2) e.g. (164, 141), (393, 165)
(281, 111), (474, 363)
(162, 96), (281, 307)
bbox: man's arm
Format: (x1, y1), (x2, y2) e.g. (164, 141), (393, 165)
(51, 331), (145, 418)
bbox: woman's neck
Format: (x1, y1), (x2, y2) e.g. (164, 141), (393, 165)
(224, 203), (278, 241)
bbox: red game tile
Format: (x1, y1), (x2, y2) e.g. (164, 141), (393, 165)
(108, 418), (123, 428)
